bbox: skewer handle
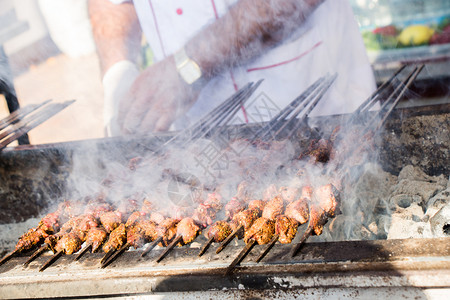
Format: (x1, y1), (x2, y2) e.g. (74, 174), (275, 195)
(100, 248), (116, 264)
(141, 236), (162, 257)
(216, 225), (242, 254)
(225, 239), (256, 275)
(101, 243), (130, 268)
(0, 249), (19, 266)
(290, 227), (313, 258)
(156, 235), (182, 263)
(39, 251), (62, 272)
(75, 244), (92, 261)
(255, 234), (279, 263)
(198, 236), (214, 257)
(24, 245), (48, 266)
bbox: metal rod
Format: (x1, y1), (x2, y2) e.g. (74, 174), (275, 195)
(216, 225), (243, 254)
(225, 239), (256, 275)
(39, 250), (62, 272)
(141, 236), (162, 257)
(101, 242), (130, 268)
(100, 249), (116, 264)
(290, 226), (313, 257)
(0, 99), (52, 131)
(75, 244), (92, 261)
(255, 234), (279, 263)
(0, 249), (19, 266)
(24, 245), (48, 266)
(156, 235), (182, 263)
(198, 236), (214, 257)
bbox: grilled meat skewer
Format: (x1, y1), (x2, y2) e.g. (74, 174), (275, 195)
(40, 232), (82, 272)
(198, 221), (233, 256)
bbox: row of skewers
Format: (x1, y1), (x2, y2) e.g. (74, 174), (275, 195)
(0, 179), (339, 274)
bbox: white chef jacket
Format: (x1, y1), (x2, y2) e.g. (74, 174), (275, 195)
(110, 0), (376, 127)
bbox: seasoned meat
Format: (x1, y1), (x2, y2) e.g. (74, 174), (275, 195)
(247, 200), (266, 215)
(103, 224), (127, 253)
(279, 187), (300, 203)
(72, 214), (99, 241)
(235, 181), (251, 201)
(150, 212), (166, 225)
(176, 218), (201, 245)
(224, 197), (246, 220)
(140, 199), (154, 214)
(262, 196), (284, 220)
(117, 198), (141, 219)
(308, 203), (327, 236)
(262, 184), (278, 201)
(55, 233), (82, 255)
(156, 218), (179, 247)
(301, 186), (313, 201)
(244, 218), (275, 245)
(207, 221), (233, 243)
(135, 220), (158, 242)
(99, 211), (122, 233)
(285, 198), (309, 224)
(125, 211), (146, 228)
(38, 212), (60, 233)
(44, 233), (63, 252)
(275, 215), (298, 244)
(204, 192), (223, 212)
(192, 202), (218, 228)
(126, 226), (146, 249)
(85, 227), (108, 252)
(15, 227), (48, 252)
(314, 184), (340, 217)
(84, 202), (113, 220)
(231, 209), (260, 232)
(59, 215), (84, 233)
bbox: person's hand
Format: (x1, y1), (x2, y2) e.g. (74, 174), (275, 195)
(102, 60), (140, 136)
(118, 56), (202, 134)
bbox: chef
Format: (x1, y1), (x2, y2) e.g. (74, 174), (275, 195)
(89, 0), (376, 136)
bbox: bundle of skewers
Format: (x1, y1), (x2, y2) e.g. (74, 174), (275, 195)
(0, 64), (424, 274)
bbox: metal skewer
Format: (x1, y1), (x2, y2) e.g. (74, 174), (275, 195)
(290, 226), (314, 258)
(100, 249), (116, 264)
(24, 244), (49, 266)
(156, 235), (182, 263)
(198, 236), (214, 257)
(75, 244), (92, 261)
(0, 249), (20, 266)
(255, 234), (279, 263)
(216, 225), (243, 254)
(225, 239), (256, 275)
(39, 250), (63, 272)
(101, 242), (130, 268)
(141, 236), (163, 257)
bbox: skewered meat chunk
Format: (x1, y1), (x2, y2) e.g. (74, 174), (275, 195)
(279, 187), (300, 203)
(44, 233), (64, 253)
(235, 181), (251, 201)
(176, 218), (201, 245)
(135, 220), (158, 242)
(37, 212), (61, 233)
(263, 184), (278, 201)
(150, 212), (166, 224)
(15, 228), (48, 252)
(85, 227), (108, 252)
(247, 200), (266, 215)
(99, 211), (123, 233)
(225, 197), (246, 220)
(262, 196), (284, 220)
(117, 197), (141, 219)
(285, 198), (309, 224)
(232, 209), (260, 232)
(125, 211), (146, 228)
(85, 202), (113, 220)
(207, 221), (233, 243)
(204, 192), (223, 212)
(103, 224), (127, 253)
(244, 218), (275, 245)
(275, 215), (298, 244)
(54, 233), (82, 255)
(156, 218), (179, 247)
(126, 226), (146, 249)
(309, 184), (341, 236)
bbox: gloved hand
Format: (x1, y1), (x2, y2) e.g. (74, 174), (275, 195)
(102, 60), (140, 136)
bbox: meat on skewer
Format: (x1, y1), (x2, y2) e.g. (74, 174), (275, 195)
(40, 232), (83, 272)
(198, 221), (233, 256)
(141, 217), (179, 257)
(101, 223), (127, 264)
(75, 227), (108, 261)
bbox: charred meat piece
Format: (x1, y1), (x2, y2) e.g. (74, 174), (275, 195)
(232, 209), (260, 232)
(247, 200), (266, 215)
(176, 218), (201, 245)
(15, 227), (49, 252)
(235, 181), (252, 201)
(54, 233), (82, 255)
(103, 224), (127, 253)
(279, 187), (300, 203)
(203, 192), (223, 212)
(262, 196), (284, 220)
(244, 218), (275, 245)
(207, 221), (233, 243)
(125, 211), (146, 228)
(99, 211), (123, 233)
(275, 215), (298, 244)
(225, 197), (246, 220)
(301, 186), (313, 200)
(135, 220), (158, 242)
(156, 218), (179, 247)
(37, 212), (61, 234)
(85, 227), (108, 252)
(285, 198), (309, 224)
(126, 226), (146, 249)
(192, 203), (217, 228)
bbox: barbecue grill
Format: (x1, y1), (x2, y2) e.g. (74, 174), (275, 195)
(0, 65), (449, 299)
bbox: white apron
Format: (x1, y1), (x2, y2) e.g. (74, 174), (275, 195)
(111, 0), (376, 126)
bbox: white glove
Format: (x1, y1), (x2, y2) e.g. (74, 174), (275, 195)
(102, 60), (140, 137)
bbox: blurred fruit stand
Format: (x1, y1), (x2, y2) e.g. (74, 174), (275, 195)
(351, 0), (450, 91)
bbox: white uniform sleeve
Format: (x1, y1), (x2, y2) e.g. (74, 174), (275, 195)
(108, 0), (131, 4)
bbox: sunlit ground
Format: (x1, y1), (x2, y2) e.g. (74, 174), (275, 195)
(1, 52), (104, 146)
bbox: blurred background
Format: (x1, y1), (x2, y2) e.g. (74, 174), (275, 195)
(0, 0), (449, 146)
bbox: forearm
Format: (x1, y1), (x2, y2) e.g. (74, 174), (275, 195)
(88, 0), (142, 76)
(185, 0), (324, 79)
